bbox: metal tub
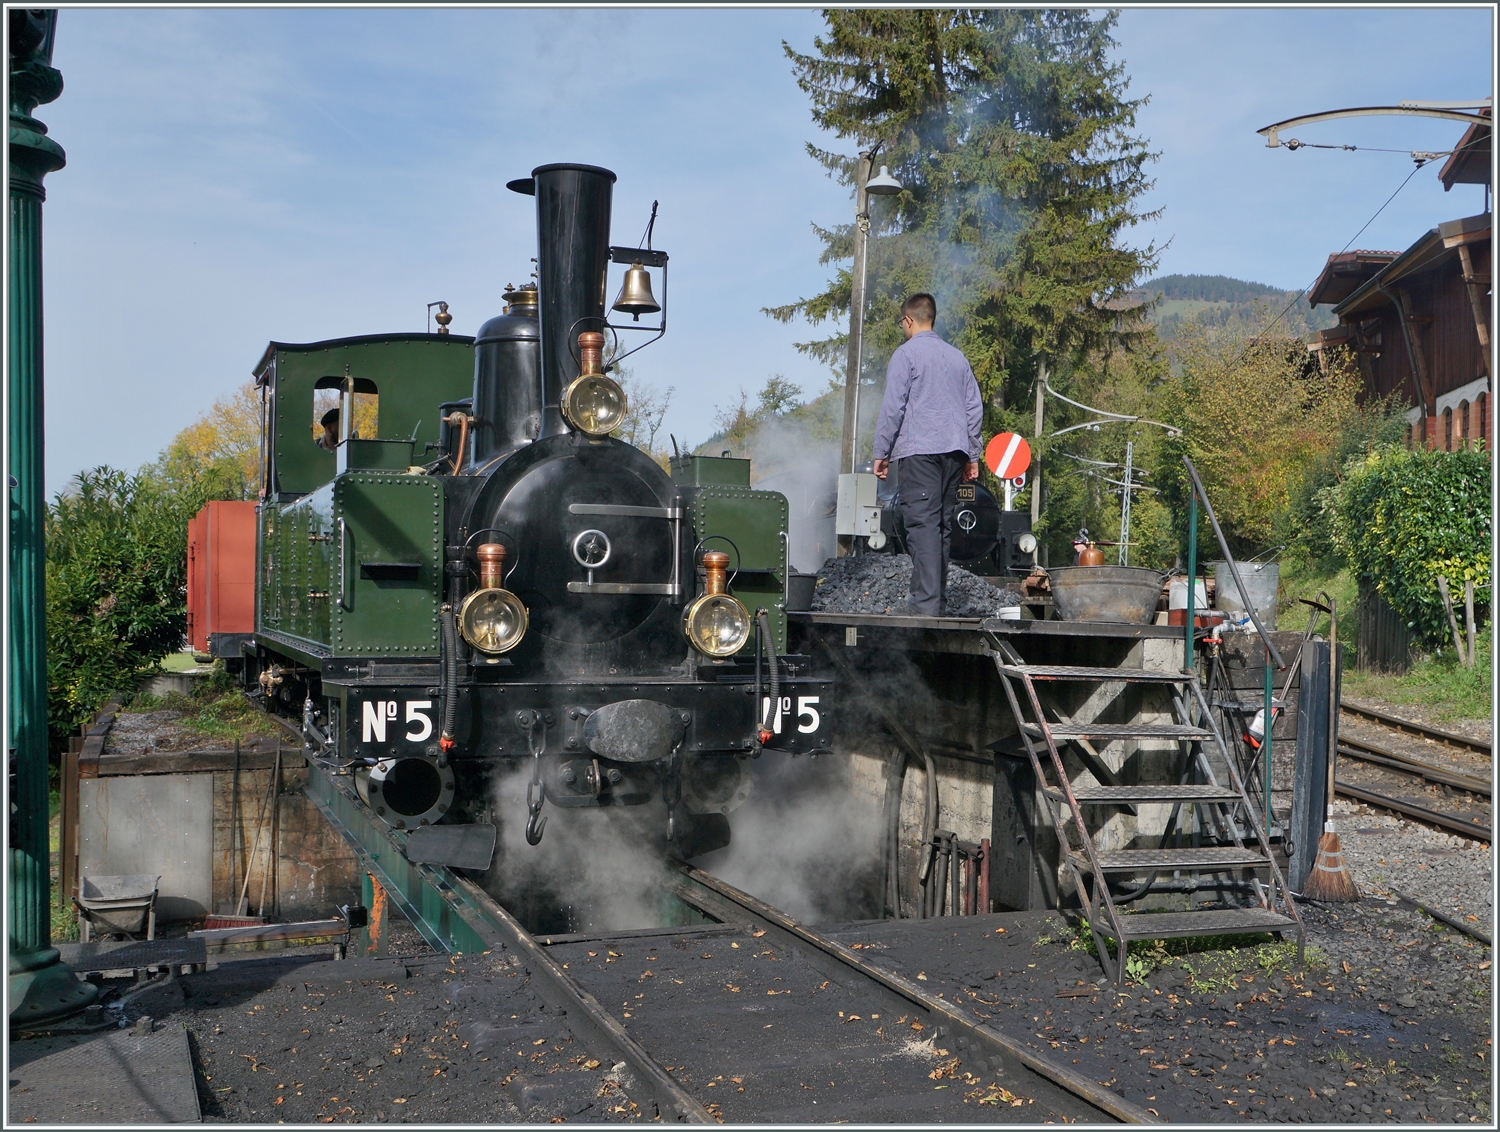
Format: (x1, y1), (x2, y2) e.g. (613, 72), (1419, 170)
(74, 874), (159, 940)
(1048, 566), (1164, 624)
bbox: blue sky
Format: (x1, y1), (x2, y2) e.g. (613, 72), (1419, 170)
(38, 5), (1494, 495)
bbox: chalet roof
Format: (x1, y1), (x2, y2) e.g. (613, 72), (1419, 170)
(1307, 249), (1399, 307)
(1439, 108), (1491, 191)
(1333, 213), (1491, 319)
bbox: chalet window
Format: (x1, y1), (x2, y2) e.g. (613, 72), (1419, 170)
(1459, 400), (1470, 444)
(1443, 407), (1453, 451)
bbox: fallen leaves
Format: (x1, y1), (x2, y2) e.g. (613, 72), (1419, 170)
(750, 930), (766, 938)
(725, 984), (741, 993)
(928, 1057), (962, 1080)
(967, 1084), (1025, 1107)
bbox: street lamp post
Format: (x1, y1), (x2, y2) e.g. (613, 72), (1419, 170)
(839, 152), (902, 479)
(9, 9), (97, 1026)
(836, 152), (901, 556)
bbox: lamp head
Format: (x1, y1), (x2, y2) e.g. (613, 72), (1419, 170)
(865, 164), (903, 195)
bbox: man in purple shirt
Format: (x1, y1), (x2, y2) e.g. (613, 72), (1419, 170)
(871, 293), (983, 615)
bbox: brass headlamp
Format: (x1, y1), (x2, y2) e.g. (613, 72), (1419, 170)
(682, 550), (751, 658)
(561, 331), (628, 437)
(458, 542), (528, 654)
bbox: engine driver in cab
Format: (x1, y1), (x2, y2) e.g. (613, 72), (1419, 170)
(315, 407), (339, 451)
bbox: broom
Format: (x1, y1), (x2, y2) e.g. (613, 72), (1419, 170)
(1302, 596), (1359, 902)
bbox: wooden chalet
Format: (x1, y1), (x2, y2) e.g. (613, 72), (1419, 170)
(1307, 113), (1492, 451)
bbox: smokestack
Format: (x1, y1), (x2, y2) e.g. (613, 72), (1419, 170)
(507, 163), (616, 438)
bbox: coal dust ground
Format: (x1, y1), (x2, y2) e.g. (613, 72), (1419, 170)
(56, 950), (660, 1124)
(827, 901), (1492, 1124)
(24, 896), (1488, 1123)
(812, 552), (1021, 617)
(545, 922), (1062, 1123)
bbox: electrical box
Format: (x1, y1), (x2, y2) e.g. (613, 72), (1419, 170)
(835, 473), (881, 537)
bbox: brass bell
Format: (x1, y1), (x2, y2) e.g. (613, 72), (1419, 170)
(611, 263), (660, 321)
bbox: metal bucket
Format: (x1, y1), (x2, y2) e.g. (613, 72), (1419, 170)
(786, 572), (817, 613)
(1048, 566), (1164, 624)
(1211, 560), (1279, 630)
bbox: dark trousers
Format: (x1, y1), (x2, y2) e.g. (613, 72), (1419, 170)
(897, 451), (968, 615)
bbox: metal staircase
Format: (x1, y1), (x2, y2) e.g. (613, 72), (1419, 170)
(986, 639), (1304, 984)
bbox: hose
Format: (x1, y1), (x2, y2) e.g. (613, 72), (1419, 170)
(756, 609), (779, 741)
(916, 750), (937, 916)
(440, 604), (459, 752)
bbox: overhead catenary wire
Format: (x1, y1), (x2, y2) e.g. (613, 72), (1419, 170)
(1233, 127), (1490, 353)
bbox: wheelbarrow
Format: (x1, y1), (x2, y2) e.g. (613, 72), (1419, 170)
(72, 874), (159, 942)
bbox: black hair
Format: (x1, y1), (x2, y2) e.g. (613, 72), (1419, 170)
(902, 293), (937, 325)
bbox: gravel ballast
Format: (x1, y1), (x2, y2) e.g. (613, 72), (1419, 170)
(812, 552), (1020, 617)
(1328, 797), (1493, 932)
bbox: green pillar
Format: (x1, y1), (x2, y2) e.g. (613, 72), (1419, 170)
(8, 9), (95, 1028)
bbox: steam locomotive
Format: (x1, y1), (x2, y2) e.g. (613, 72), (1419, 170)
(244, 163), (830, 868)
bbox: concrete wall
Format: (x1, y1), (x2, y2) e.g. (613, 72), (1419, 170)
(77, 756), (362, 924)
(818, 625), (1205, 918)
(211, 764), (363, 920)
(79, 775), (214, 921)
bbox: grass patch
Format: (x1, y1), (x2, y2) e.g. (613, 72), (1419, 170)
(125, 663), (277, 742)
(1342, 626), (1492, 723)
(1065, 917), (1321, 986)
(159, 649), (206, 673)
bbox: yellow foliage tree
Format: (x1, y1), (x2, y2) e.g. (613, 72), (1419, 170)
(1166, 325), (1361, 548)
(161, 382), (263, 498)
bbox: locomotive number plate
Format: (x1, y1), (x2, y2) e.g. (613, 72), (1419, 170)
(760, 695), (822, 735)
(361, 699), (434, 744)
(955, 485), (976, 501)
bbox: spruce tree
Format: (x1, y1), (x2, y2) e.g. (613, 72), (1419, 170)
(767, 9), (1159, 441)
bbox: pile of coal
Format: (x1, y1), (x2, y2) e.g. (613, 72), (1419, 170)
(811, 552), (1021, 617)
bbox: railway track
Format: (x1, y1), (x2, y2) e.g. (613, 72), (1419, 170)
(1334, 701), (1492, 842)
(1340, 701), (1492, 757)
(543, 866), (1147, 1124)
(306, 769), (1144, 1123)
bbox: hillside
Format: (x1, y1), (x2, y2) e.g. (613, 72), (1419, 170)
(1136, 273), (1337, 343)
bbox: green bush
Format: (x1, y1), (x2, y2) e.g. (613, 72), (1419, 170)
(1323, 445), (1491, 647)
(1279, 397), (1409, 572)
(45, 460), (243, 751)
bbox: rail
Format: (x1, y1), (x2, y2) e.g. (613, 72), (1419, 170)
(1181, 456), (1285, 670)
(1332, 779), (1491, 842)
(302, 765), (712, 1123)
(668, 864), (1155, 1124)
(1340, 702), (1492, 757)
(1338, 738), (1491, 797)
